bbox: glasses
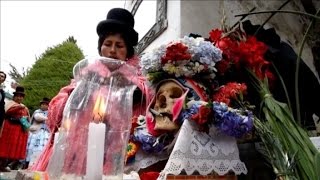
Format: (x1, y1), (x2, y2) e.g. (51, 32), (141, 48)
(0, 75), (5, 78)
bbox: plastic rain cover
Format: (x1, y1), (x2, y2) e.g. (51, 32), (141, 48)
(46, 57), (137, 180)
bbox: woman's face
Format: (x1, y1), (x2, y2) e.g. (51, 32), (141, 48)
(100, 33), (128, 61)
(13, 94), (24, 104)
(0, 73), (6, 84)
(40, 103), (49, 111)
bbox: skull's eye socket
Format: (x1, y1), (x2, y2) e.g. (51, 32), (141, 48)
(169, 87), (183, 98)
(157, 94), (167, 108)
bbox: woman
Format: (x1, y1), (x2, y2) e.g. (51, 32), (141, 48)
(25, 98), (50, 168)
(0, 71), (6, 129)
(96, 8), (150, 117)
(31, 8), (152, 172)
(0, 86), (30, 171)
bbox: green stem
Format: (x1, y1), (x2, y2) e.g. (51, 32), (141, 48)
(230, 7), (256, 29)
(295, 8), (320, 125)
(271, 62), (292, 112)
(235, 10), (320, 20)
(254, 0), (292, 36)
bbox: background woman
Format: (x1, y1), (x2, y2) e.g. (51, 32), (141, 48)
(25, 97), (51, 169)
(0, 86), (30, 171)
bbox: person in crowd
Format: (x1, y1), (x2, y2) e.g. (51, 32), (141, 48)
(0, 71), (6, 129)
(0, 86), (30, 171)
(24, 97), (51, 169)
(31, 7), (152, 171)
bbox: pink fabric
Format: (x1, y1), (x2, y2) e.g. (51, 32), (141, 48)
(47, 80), (76, 132)
(61, 60), (150, 175)
(182, 78), (209, 101)
(32, 57), (153, 173)
(172, 92), (188, 121)
(80, 60), (111, 78)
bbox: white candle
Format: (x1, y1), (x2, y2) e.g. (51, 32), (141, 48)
(86, 122), (106, 180)
(53, 132), (59, 146)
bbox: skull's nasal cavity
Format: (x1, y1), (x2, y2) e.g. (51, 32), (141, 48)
(158, 94), (167, 108)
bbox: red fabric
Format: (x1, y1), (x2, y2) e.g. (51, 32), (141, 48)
(140, 172), (159, 180)
(0, 104), (29, 160)
(47, 80), (76, 133)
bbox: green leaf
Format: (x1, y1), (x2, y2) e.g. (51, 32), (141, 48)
(315, 152), (320, 180)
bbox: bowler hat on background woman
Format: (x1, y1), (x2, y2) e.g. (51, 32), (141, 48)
(96, 8), (138, 46)
(40, 97), (50, 105)
(13, 86), (25, 96)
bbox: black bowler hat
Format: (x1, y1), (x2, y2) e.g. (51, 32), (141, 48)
(40, 97), (50, 105)
(96, 8), (139, 46)
(13, 86), (25, 96)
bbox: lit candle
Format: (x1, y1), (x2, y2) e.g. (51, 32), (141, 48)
(54, 129), (60, 146)
(86, 93), (107, 180)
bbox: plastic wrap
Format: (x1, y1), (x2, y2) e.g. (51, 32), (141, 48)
(46, 57), (137, 180)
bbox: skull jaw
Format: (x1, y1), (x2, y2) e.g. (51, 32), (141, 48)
(154, 116), (179, 131)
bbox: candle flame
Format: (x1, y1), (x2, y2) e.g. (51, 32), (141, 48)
(93, 93), (106, 122)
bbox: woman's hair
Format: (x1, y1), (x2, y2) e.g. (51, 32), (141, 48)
(98, 31), (135, 59)
(0, 71), (6, 79)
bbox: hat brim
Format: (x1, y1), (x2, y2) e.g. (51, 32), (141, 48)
(97, 19), (138, 46)
(13, 92), (25, 96)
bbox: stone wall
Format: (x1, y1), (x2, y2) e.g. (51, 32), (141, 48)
(180, 0), (319, 78)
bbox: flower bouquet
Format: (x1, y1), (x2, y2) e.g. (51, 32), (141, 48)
(206, 16), (320, 179)
(140, 36), (222, 82)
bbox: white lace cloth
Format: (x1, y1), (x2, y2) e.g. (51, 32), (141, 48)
(158, 120), (247, 179)
(124, 148), (170, 173)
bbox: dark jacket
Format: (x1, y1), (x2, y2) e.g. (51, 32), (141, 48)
(0, 89), (5, 126)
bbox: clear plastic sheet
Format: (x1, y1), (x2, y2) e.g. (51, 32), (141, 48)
(47, 57), (137, 180)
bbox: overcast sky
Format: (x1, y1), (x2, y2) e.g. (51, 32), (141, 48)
(0, 1), (146, 92)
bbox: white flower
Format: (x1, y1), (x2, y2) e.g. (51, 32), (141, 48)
(140, 45), (166, 75)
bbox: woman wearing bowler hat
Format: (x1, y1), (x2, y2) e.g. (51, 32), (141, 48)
(97, 7), (139, 62)
(24, 97), (51, 169)
(0, 71), (7, 129)
(0, 86), (30, 171)
(31, 8), (153, 173)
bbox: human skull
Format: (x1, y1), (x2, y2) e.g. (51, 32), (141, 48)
(153, 80), (185, 131)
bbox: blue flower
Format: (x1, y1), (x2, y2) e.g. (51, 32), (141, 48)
(212, 101), (253, 138)
(197, 41), (222, 64)
(178, 103), (200, 123)
(133, 129), (166, 153)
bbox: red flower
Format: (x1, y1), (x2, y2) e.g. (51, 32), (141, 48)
(213, 82), (247, 106)
(161, 43), (191, 64)
(192, 105), (212, 125)
(216, 60), (231, 75)
(209, 29), (223, 43)
(214, 37), (241, 74)
(210, 31), (276, 84)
